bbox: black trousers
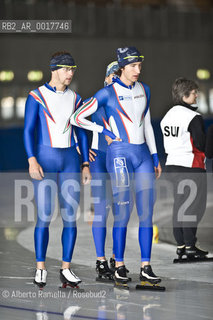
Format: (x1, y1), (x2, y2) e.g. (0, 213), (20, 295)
(165, 166), (207, 246)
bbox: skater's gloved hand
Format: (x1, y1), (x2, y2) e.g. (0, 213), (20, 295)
(105, 136), (122, 146)
(81, 163), (92, 185)
(89, 149), (97, 162)
(28, 157), (44, 180)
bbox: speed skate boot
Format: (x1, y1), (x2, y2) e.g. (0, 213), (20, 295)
(185, 245), (208, 258)
(139, 265), (161, 285)
(60, 268), (81, 288)
(34, 269), (47, 288)
(96, 260), (114, 282)
(174, 245), (212, 263)
(110, 258), (132, 281)
(114, 265), (129, 289)
(136, 265), (165, 291)
(176, 245), (186, 260)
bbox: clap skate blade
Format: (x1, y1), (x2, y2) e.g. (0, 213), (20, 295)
(96, 274), (114, 282)
(173, 256), (213, 264)
(136, 281), (166, 291)
(60, 269), (81, 289)
(61, 282), (80, 289)
(114, 280), (129, 290)
(33, 280), (45, 289)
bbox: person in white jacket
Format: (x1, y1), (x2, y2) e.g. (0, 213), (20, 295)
(160, 77), (208, 260)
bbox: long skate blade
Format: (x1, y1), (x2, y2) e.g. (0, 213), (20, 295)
(173, 257), (213, 264)
(114, 281), (129, 290)
(33, 280), (45, 289)
(60, 282), (80, 289)
(136, 281), (165, 291)
(96, 276), (114, 283)
(140, 277), (161, 284)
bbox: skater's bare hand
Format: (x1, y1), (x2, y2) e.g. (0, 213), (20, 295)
(82, 165), (92, 185)
(89, 149), (97, 162)
(76, 146), (81, 155)
(154, 163), (162, 179)
(28, 157), (44, 180)
(105, 136), (122, 146)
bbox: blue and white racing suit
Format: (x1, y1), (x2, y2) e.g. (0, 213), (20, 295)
(71, 77), (158, 262)
(24, 82), (89, 262)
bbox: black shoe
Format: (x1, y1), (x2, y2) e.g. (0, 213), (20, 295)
(96, 260), (114, 280)
(111, 259), (132, 282)
(176, 246), (185, 258)
(185, 246), (208, 257)
(140, 265), (161, 284)
(114, 265), (129, 284)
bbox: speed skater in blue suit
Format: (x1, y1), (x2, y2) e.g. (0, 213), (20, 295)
(89, 61), (133, 281)
(24, 51), (91, 288)
(71, 46), (162, 285)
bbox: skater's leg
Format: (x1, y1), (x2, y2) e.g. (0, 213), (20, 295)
(134, 157), (155, 266)
(170, 172), (186, 247)
(33, 172), (58, 267)
(32, 146), (63, 286)
(33, 145), (65, 269)
(133, 146), (161, 284)
(110, 188), (134, 272)
(109, 167), (133, 266)
(182, 171), (207, 247)
(90, 151), (111, 260)
(58, 147), (81, 267)
(106, 145), (133, 283)
(57, 148), (82, 287)
(90, 151), (116, 281)
(106, 147), (131, 265)
(183, 171), (208, 257)
(61, 225), (77, 268)
(91, 174), (110, 259)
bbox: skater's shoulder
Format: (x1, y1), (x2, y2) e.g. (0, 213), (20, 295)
(138, 81), (150, 92)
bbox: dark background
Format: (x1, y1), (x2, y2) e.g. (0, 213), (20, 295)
(0, 0), (213, 170)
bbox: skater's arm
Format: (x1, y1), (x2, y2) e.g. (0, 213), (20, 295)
(188, 115), (206, 152)
(70, 89), (116, 140)
(141, 83), (158, 162)
(142, 83), (161, 178)
(144, 110), (161, 179)
(23, 94), (39, 159)
(73, 94), (81, 154)
(144, 110), (157, 156)
(73, 94), (89, 163)
(24, 93), (44, 180)
(74, 94), (91, 184)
